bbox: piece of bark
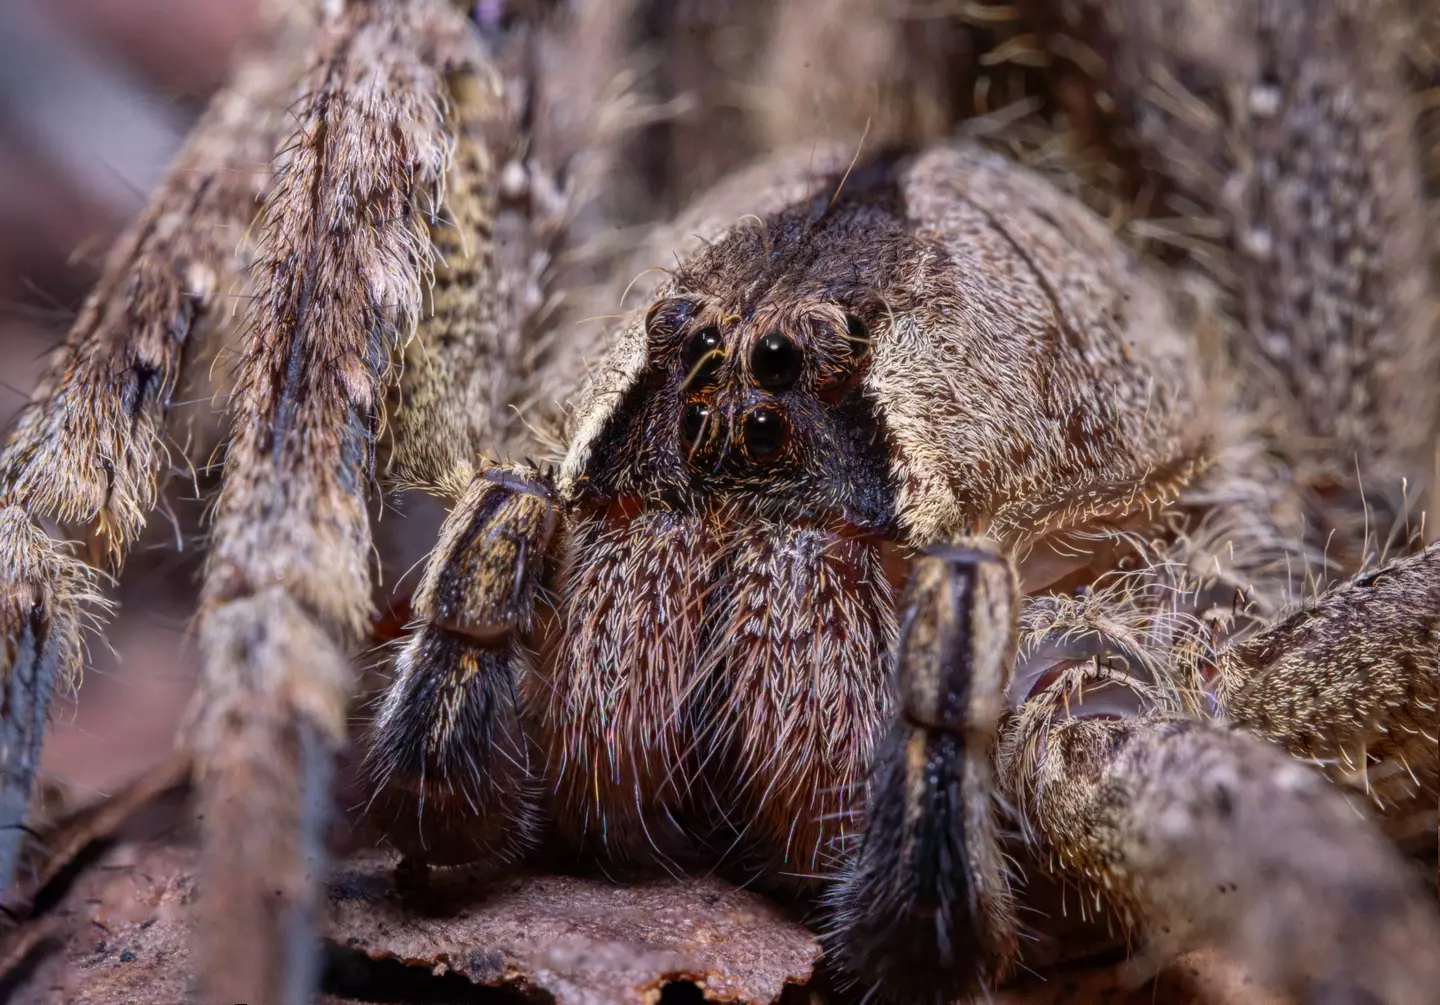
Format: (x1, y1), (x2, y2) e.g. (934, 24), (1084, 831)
(0, 828), (1288, 1005)
(326, 854), (821, 1004)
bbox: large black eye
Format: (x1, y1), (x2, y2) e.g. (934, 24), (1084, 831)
(680, 401), (713, 450)
(750, 331), (802, 391)
(743, 406), (787, 459)
(682, 326), (723, 386)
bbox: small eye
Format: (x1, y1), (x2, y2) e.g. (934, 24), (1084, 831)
(743, 406), (787, 459)
(751, 331), (802, 391)
(682, 326), (724, 386)
(646, 298), (698, 338)
(680, 401), (713, 451)
(844, 315), (871, 358)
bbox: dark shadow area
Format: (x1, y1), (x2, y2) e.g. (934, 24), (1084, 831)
(321, 942), (553, 1004)
(657, 981), (706, 1005)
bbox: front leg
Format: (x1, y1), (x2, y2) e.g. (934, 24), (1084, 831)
(1043, 0), (1436, 546)
(1000, 553), (1440, 1004)
(367, 466), (558, 868)
(828, 541), (1020, 1002)
(1215, 547), (1440, 847)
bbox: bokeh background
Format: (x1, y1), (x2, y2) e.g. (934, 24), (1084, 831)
(0, 0), (263, 803)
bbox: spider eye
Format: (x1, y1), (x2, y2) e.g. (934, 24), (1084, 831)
(843, 314), (871, 359)
(682, 326), (724, 385)
(680, 401), (713, 450)
(742, 405), (787, 459)
(646, 297), (698, 338)
(751, 331), (802, 391)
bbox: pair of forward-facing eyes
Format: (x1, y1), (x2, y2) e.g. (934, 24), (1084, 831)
(644, 296), (874, 463)
(644, 296), (873, 393)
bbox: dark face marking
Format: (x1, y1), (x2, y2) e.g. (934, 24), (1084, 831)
(576, 155), (929, 530)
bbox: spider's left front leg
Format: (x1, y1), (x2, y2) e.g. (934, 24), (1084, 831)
(827, 541), (1020, 1003)
(366, 466), (558, 869)
(832, 537), (1440, 1004)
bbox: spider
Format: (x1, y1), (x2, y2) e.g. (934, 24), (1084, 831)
(2, 0), (1439, 1002)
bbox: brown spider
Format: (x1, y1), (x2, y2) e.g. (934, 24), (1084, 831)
(2, 0), (1439, 1002)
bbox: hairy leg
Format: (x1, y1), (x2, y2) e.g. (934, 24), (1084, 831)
(387, 51), (528, 494)
(189, 1), (479, 998)
(1215, 547), (1440, 848)
(828, 542), (1019, 1003)
(1000, 526), (1440, 1002)
(0, 0), (312, 894)
(1000, 697), (1440, 1004)
(367, 466), (557, 869)
(1040, 0), (1438, 544)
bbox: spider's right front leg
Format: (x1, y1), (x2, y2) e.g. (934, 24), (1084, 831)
(367, 466), (558, 868)
(999, 570), (1440, 1005)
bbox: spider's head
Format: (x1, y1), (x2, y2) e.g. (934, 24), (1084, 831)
(561, 287), (897, 528)
(562, 184), (918, 531)
(647, 294), (872, 471)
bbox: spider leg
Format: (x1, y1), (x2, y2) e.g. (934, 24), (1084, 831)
(387, 57), (526, 494)
(827, 542), (1019, 1003)
(0, 3), (311, 895)
(1001, 550), (1440, 1004)
(1041, 0), (1436, 544)
(366, 466), (556, 868)
(1215, 547), (1440, 849)
(1001, 695), (1440, 1004)
(188, 1), (482, 999)
(362, 20), (551, 870)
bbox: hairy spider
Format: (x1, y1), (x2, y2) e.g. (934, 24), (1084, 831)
(2, 0), (1440, 1002)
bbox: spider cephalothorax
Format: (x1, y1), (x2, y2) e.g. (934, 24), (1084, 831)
(3, 1), (1440, 1003)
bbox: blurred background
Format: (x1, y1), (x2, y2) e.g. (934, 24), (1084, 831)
(0, 0), (262, 802)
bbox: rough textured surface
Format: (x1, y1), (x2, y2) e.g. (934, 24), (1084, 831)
(0, 832), (1303, 1005)
(326, 854), (821, 1004)
(2, 842), (820, 1005)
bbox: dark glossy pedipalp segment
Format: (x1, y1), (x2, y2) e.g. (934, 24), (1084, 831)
(367, 631), (539, 869)
(367, 466), (558, 868)
(828, 541), (1019, 1002)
